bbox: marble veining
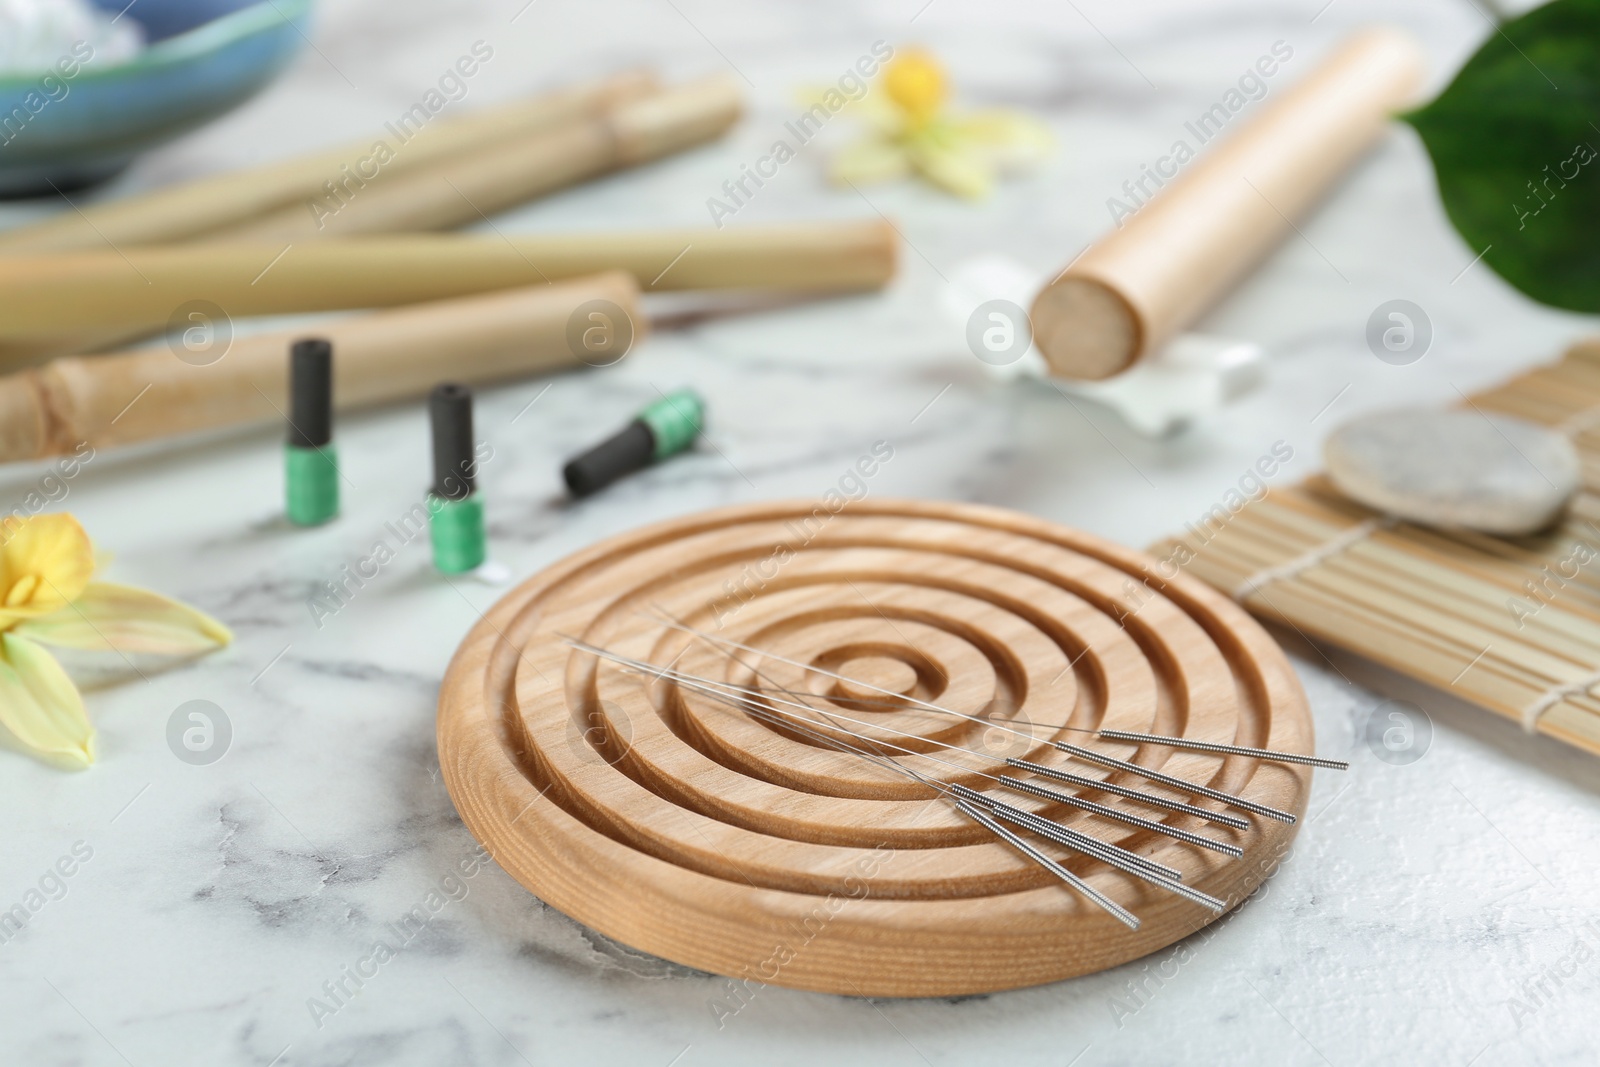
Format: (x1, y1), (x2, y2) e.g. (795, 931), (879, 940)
(2, 1), (1598, 1065)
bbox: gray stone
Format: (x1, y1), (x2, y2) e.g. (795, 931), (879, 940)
(1324, 408), (1580, 535)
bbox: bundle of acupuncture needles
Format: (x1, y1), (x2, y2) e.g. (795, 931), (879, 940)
(563, 616), (1347, 932)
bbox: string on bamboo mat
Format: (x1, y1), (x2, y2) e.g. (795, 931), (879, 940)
(1522, 667), (1600, 732)
(1231, 516), (1396, 602)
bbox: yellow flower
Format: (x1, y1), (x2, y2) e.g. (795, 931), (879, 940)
(0, 514), (231, 770)
(884, 50), (948, 128)
(831, 49), (1053, 199)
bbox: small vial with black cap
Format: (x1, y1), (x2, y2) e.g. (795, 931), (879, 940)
(285, 337), (339, 526)
(563, 389), (705, 498)
(428, 383), (487, 574)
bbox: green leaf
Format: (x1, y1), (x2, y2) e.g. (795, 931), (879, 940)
(1403, 0), (1600, 311)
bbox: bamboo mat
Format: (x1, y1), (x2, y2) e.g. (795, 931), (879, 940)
(1151, 340), (1600, 757)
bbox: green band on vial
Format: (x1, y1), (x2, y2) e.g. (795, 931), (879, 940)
(637, 389), (704, 460)
(285, 445), (340, 526)
(429, 494), (486, 574)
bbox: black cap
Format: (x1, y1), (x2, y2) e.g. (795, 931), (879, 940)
(288, 338), (332, 447)
(562, 420), (655, 498)
(430, 382), (475, 500)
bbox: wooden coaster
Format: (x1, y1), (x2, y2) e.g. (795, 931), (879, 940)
(437, 499), (1314, 996)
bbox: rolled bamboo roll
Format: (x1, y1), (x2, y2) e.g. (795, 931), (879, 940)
(1030, 28), (1425, 380)
(0, 70), (658, 253)
(211, 77), (742, 243)
(0, 272), (643, 463)
(0, 222), (897, 339)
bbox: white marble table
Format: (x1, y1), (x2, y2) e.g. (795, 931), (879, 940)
(3, 1), (1598, 1064)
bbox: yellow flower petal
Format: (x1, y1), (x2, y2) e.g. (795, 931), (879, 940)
(950, 112), (1055, 170)
(14, 581), (232, 655)
(0, 632), (94, 769)
(909, 141), (994, 199)
(829, 137), (914, 186)
(884, 49), (947, 127)
(855, 92), (909, 136)
(0, 513), (95, 627)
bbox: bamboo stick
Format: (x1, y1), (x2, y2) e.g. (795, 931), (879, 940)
(0, 272), (642, 463)
(1177, 503), (1578, 628)
(208, 77), (742, 243)
(1232, 494), (1600, 608)
(1175, 519), (1598, 708)
(1242, 579), (1598, 739)
(0, 222), (898, 340)
(1244, 489), (1600, 612)
(1190, 495), (1600, 654)
(1031, 28), (1425, 380)
(1225, 571), (1600, 753)
(1216, 477), (1596, 585)
(0, 74), (740, 363)
(1223, 522), (1600, 676)
(0, 70), (658, 252)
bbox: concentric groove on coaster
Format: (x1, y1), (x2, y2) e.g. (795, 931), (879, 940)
(438, 499), (1314, 995)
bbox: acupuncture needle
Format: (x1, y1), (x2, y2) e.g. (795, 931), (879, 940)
(576, 641), (1198, 868)
(597, 646), (1147, 930)
(647, 612), (1346, 771)
(652, 658), (1204, 906)
(749, 682), (1253, 831)
(578, 642), (1186, 877)
(753, 683), (1347, 771)
(647, 616), (1301, 823)
(675, 684), (1190, 883)
(1004, 757), (1249, 830)
(628, 658), (1243, 858)
(955, 801), (1142, 930)
(574, 641), (1215, 878)
(694, 680), (1225, 912)
(617, 630), (1280, 831)
(726, 691), (1182, 899)
(663, 617), (1303, 823)
(779, 708), (1145, 930)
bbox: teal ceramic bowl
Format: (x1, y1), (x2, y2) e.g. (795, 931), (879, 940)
(0, 0), (311, 197)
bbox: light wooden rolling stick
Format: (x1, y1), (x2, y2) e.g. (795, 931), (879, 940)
(1030, 28), (1426, 380)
